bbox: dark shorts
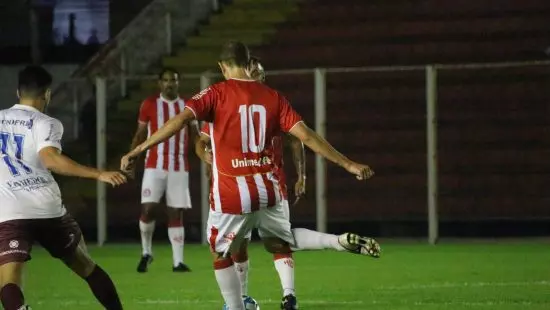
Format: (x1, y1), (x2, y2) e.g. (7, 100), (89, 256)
(0, 214), (82, 266)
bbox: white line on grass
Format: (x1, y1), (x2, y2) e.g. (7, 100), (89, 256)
(378, 280), (550, 291)
(33, 281), (550, 307)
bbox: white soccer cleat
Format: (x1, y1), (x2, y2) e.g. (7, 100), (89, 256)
(338, 233), (381, 258)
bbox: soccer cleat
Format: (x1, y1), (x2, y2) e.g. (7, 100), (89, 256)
(17, 306), (31, 310)
(136, 254), (153, 273)
(172, 262), (192, 272)
(338, 233), (381, 258)
(280, 294), (298, 310)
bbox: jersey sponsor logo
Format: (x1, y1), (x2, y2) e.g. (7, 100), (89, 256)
(0, 119), (33, 129)
(192, 88), (210, 100)
(6, 176), (52, 192)
(231, 156), (272, 168)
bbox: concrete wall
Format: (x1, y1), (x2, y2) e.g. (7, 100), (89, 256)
(0, 65), (77, 109)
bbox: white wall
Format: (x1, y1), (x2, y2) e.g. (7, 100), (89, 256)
(0, 65), (77, 109)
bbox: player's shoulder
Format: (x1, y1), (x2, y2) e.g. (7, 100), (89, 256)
(190, 82), (223, 101)
(34, 112), (63, 129)
(142, 94), (160, 106)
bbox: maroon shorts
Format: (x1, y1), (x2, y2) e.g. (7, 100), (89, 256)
(0, 214), (82, 265)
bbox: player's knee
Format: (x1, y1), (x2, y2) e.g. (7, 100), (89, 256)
(166, 207), (183, 221)
(212, 254), (233, 270)
(0, 263), (24, 286)
(63, 240), (96, 278)
(231, 248), (248, 263)
(140, 204), (157, 222)
(262, 238), (292, 254)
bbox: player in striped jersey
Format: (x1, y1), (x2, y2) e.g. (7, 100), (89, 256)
(121, 41), (374, 310)
(128, 68), (199, 273)
(196, 57), (381, 307)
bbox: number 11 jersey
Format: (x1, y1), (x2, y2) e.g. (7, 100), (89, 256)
(0, 105), (65, 223)
(186, 79), (302, 214)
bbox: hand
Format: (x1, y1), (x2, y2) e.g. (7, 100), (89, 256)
(98, 171), (128, 187)
(346, 161), (374, 180)
(120, 150), (139, 173)
(204, 149), (213, 165)
(293, 176), (306, 206)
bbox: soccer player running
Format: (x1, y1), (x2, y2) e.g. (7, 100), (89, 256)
(121, 41), (374, 310)
(128, 68), (199, 273)
(196, 57), (381, 304)
(0, 65), (126, 310)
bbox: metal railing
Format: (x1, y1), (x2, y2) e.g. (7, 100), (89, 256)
(90, 59), (550, 245)
(49, 0), (215, 143)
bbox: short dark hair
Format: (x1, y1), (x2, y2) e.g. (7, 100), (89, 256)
(158, 67), (179, 80)
(18, 65), (53, 98)
(219, 40), (250, 68)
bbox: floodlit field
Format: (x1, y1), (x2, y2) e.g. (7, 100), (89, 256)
(24, 241), (550, 309)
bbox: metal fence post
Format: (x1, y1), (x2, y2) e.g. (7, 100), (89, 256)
(426, 65), (439, 245)
(314, 68), (327, 233)
(96, 77), (108, 246)
(200, 73), (211, 244)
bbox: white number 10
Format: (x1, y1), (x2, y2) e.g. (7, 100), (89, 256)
(238, 104), (267, 153)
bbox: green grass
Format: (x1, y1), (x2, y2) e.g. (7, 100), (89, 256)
(24, 242), (550, 309)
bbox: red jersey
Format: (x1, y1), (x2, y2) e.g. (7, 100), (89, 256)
(138, 94), (189, 171)
(201, 123), (289, 202)
(187, 79), (301, 214)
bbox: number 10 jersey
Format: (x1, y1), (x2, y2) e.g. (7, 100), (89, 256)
(186, 79), (302, 215)
(0, 105), (65, 223)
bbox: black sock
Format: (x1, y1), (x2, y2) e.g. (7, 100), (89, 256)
(85, 265), (123, 310)
(0, 283), (25, 310)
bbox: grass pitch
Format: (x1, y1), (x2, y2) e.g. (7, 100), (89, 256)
(24, 241), (550, 309)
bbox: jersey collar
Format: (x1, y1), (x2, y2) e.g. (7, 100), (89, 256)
(11, 104), (41, 113)
(160, 94), (180, 103)
(230, 78), (255, 82)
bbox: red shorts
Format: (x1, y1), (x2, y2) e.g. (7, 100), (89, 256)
(0, 214), (82, 265)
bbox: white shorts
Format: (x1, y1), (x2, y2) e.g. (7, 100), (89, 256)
(206, 202), (294, 256)
(141, 168), (191, 208)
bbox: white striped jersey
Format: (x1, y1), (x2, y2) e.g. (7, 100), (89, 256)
(138, 94), (189, 171)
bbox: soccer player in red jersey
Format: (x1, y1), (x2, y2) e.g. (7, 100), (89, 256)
(128, 68), (199, 273)
(121, 41), (374, 310)
(196, 57), (381, 306)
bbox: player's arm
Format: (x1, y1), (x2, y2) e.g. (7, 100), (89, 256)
(131, 99), (152, 151)
(195, 133), (212, 164)
(37, 120), (126, 186)
(287, 134), (306, 180)
(130, 122), (148, 152)
(286, 133), (306, 199)
(195, 123), (212, 164)
(122, 87), (216, 171)
(126, 109), (194, 159)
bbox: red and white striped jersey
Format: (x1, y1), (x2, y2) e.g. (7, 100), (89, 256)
(138, 94), (189, 171)
(201, 123), (288, 201)
(187, 79), (302, 214)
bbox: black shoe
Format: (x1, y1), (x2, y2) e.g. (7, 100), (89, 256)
(172, 263), (191, 272)
(280, 294), (298, 309)
(137, 254), (153, 273)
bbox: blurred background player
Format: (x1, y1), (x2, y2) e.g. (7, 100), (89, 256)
(128, 67), (199, 273)
(196, 57), (381, 305)
(0, 65), (126, 310)
(121, 41), (375, 310)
